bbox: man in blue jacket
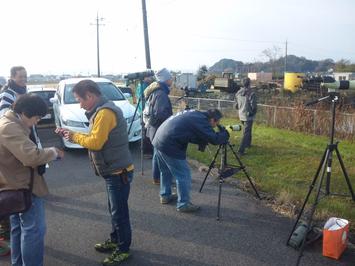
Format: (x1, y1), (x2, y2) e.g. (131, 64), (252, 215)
(152, 109), (229, 212)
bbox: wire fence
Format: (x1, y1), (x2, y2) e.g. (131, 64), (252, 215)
(170, 96), (355, 141)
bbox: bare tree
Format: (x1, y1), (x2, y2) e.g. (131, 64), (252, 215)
(261, 46), (282, 77)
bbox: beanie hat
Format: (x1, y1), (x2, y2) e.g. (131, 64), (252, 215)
(156, 68), (172, 83)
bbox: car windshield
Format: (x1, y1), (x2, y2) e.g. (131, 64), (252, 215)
(63, 82), (125, 104)
(30, 91), (56, 107)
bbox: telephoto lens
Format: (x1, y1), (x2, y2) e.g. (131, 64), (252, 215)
(227, 125), (242, 131)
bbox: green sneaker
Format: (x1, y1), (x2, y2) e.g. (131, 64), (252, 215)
(102, 250), (131, 266)
(0, 240), (10, 257)
(94, 239), (117, 253)
(177, 202), (200, 213)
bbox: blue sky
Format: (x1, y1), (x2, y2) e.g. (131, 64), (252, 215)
(0, 0), (354, 76)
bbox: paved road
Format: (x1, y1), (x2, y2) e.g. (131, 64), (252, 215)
(1, 128), (354, 266)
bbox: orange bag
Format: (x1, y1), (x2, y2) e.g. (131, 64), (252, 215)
(322, 217), (349, 260)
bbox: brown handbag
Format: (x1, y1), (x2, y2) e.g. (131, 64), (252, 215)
(0, 168), (34, 218)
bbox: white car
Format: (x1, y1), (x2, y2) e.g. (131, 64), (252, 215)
(27, 85), (56, 123)
(50, 78), (141, 149)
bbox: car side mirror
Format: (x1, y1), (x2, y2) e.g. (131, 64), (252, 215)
(50, 97), (58, 104)
(123, 93), (132, 99)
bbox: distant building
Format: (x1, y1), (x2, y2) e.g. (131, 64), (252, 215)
(175, 73), (197, 90)
(248, 72), (273, 82)
(333, 72), (355, 81)
(28, 74), (45, 83)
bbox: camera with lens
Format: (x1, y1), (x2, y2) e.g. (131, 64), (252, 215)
(218, 124), (242, 134)
(321, 81), (355, 92)
(124, 70), (155, 81)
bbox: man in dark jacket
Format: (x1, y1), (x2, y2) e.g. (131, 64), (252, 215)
(235, 77), (257, 155)
(144, 68), (173, 184)
(152, 109), (229, 212)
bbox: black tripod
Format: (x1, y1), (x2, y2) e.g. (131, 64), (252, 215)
(286, 92), (355, 265)
(199, 142), (261, 220)
(128, 78), (147, 176)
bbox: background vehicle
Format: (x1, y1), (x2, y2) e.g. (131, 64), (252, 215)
(117, 86), (134, 104)
(50, 78), (141, 149)
(27, 85), (56, 123)
(213, 72), (240, 93)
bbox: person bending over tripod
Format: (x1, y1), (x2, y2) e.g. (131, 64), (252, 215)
(152, 109), (229, 212)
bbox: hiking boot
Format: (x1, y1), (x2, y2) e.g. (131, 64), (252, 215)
(152, 178), (160, 185)
(102, 250), (131, 266)
(95, 239), (117, 253)
(160, 193), (178, 204)
(177, 203), (200, 213)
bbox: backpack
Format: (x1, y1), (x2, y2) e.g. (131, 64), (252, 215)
(143, 93), (156, 127)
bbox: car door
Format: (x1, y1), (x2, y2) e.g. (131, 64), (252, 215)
(52, 85), (62, 127)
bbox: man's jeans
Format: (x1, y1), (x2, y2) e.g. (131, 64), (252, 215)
(155, 150), (191, 208)
(104, 171), (133, 253)
(10, 195), (46, 266)
(239, 120), (253, 153)
(152, 148), (160, 180)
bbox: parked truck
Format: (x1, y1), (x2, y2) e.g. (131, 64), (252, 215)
(175, 73), (197, 91)
(213, 72), (240, 93)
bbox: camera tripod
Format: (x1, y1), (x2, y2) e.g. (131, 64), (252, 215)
(127, 78), (147, 176)
(286, 92), (355, 265)
(199, 141), (261, 220)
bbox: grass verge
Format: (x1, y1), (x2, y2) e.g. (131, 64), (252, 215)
(187, 118), (355, 231)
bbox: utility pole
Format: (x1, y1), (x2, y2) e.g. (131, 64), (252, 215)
(91, 13), (105, 77)
(141, 0), (151, 69)
(285, 39), (288, 73)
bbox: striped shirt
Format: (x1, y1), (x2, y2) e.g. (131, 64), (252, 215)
(0, 88), (17, 117)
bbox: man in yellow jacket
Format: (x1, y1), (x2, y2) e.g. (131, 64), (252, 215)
(56, 79), (133, 266)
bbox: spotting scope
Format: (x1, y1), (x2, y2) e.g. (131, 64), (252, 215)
(321, 80), (355, 91)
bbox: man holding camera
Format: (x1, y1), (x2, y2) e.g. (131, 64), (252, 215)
(152, 109), (229, 212)
(56, 80), (133, 266)
(235, 77), (257, 155)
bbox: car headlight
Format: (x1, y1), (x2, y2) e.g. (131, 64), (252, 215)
(62, 119), (85, 128)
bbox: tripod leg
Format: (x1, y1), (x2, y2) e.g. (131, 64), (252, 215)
(334, 147), (355, 200)
(217, 176), (223, 221)
(228, 143), (261, 199)
(296, 152), (328, 266)
(128, 97), (141, 135)
(325, 146), (334, 195)
(286, 147), (328, 245)
(199, 145), (222, 192)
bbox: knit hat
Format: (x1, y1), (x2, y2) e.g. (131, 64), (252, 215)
(156, 68), (172, 83)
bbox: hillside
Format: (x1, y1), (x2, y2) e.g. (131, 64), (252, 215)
(209, 55), (335, 74)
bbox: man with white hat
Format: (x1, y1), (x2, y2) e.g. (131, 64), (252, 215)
(143, 68), (173, 185)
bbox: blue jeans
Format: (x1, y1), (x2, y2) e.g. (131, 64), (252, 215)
(10, 195), (46, 266)
(155, 150), (191, 209)
(152, 148), (160, 180)
(239, 120), (253, 153)
(104, 171), (133, 253)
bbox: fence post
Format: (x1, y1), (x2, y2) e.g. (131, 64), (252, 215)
(273, 106), (277, 126)
(197, 98), (200, 110)
(218, 100), (221, 110)
(313, 110), (317, 134)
